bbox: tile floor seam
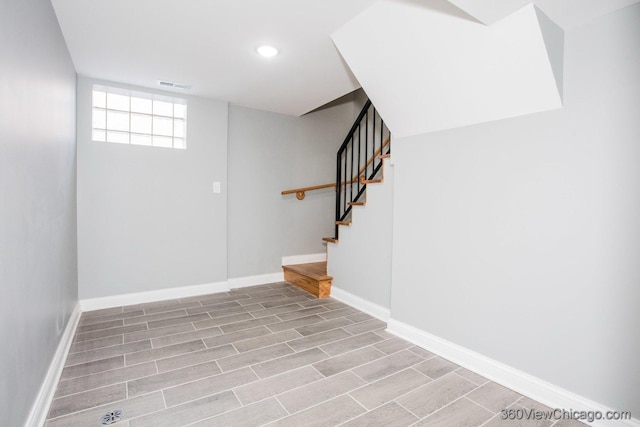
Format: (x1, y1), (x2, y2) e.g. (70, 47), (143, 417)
(68, 339), (125, 354)
(338, 326), (355, 336)
(479, 412), (505, 427)
(464, 391), (501, 416)
(272, 396), (292, 418)
(139, 367), (240, 404)
(451, 369), (490, 386)
(274, 396), (293, 418)
(248, 365), (260, 382)
(350, 360), (431, 386)
(49, 380), (129, 401)
(283, 341), (297, 353)
(272, 387), (365, 417)
(75, 322), (148, 336)
(308, 364), (326, 378)
(348, 367), (435, 411)
(241, 367), (336, 408)
(56, 361), (148, 385)
(420, 395), (484, 424)
(393, 397), (426, 422)
(331, 341), (385, 360)
(408, 348), (438, 362)
(160, 389), (168, 409)
(375, 399), (423, 424)
(62, 345), (151, 368)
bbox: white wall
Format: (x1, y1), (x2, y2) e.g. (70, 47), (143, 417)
(328, 159), (394, 310)
(332, 1), (563, 138)
(77, 77), (228, 298)
(390, 5), (640, 416)
(0, 0), (78, 425)
(227, 95), (362, 278)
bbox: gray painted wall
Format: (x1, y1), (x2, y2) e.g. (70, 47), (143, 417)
(77, 77), (228, 298)
(390, 5), (640, 415)
(228, 97), (359, 278)
(328, 160), (394, 309)
(0, 0), (78, 425)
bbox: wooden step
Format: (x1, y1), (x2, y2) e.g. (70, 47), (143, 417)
(335, 221), (352, 226)
(378, 153), (391, 159)
(362, 178), (383, 184)
(322, 237), (339, 243)
(282, 262), (332, 298)
(348, 201), (365, 207)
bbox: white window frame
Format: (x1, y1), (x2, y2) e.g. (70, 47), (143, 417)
(91, 85), (187, 149)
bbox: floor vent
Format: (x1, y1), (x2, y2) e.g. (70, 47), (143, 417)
(100, 410), (123, 425)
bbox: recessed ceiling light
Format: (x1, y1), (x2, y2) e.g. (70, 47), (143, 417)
(256, 45), (279, 58)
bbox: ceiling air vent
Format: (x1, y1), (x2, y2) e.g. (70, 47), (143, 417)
(157, 80), (191, 90)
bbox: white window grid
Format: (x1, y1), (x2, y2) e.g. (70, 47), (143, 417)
(92, 85), (187, 149)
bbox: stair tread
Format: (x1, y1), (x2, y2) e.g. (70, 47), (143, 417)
(282, 262), (332, 281)
(348, 201), (365, 207)
(323, 237), (339, 243)
(362, 178), (383, 184)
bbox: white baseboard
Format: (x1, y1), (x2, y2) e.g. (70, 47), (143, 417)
(282, 253), (326, 266)
(228, 272), (284, 289)
(79, 281), (230, 312)
(330, 286), (390, 322)
(25, 301), (81, 427)
(387, 318), (639, 427)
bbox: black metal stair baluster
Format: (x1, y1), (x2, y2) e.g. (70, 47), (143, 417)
(364, 110), (368, 190)
(350, 133), (354, 205)
(353, 122), (362, 196)
(335, 148), (342, 239)
(343, 148), (347, 220)
(379, 118), (384, 177)
(368, 111), (373, 181)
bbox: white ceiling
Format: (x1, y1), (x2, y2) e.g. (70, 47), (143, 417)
(52, 0), (639, 117)
(51, 0), (377, 116)
(449, 0), (640, 28)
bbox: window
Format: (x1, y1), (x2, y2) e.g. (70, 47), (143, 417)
(92, 85), (187, 149)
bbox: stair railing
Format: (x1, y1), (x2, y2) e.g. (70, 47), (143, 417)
(334, 100), (390, 240)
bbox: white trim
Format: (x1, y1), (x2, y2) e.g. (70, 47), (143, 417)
(330, 286), (390, 322)
(79, 281), (229, 311)
(228, 272), (284, 289)
(387, 318), (640, 427)
(282, 253), (326, 266)
(25, 302), (81, 427)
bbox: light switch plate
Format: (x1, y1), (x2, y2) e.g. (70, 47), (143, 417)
(213, 181), (221, 194)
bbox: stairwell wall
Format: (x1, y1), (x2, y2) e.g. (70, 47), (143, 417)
(389, 5), (640, 416)
(327, 159), (394, 311)
(227, 94), (363, 279)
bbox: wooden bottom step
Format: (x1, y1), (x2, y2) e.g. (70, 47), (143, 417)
(282, 262), (332, 298)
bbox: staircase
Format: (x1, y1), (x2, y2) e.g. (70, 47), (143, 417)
(282, 262), (333, 298)
(282, 99), (390, 297)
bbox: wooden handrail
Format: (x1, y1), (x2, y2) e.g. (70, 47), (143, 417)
(281, 183), (335, 200)
(282, 136), (390, 201)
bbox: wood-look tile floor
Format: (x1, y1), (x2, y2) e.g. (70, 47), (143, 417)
(45, 282), (585, 427)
